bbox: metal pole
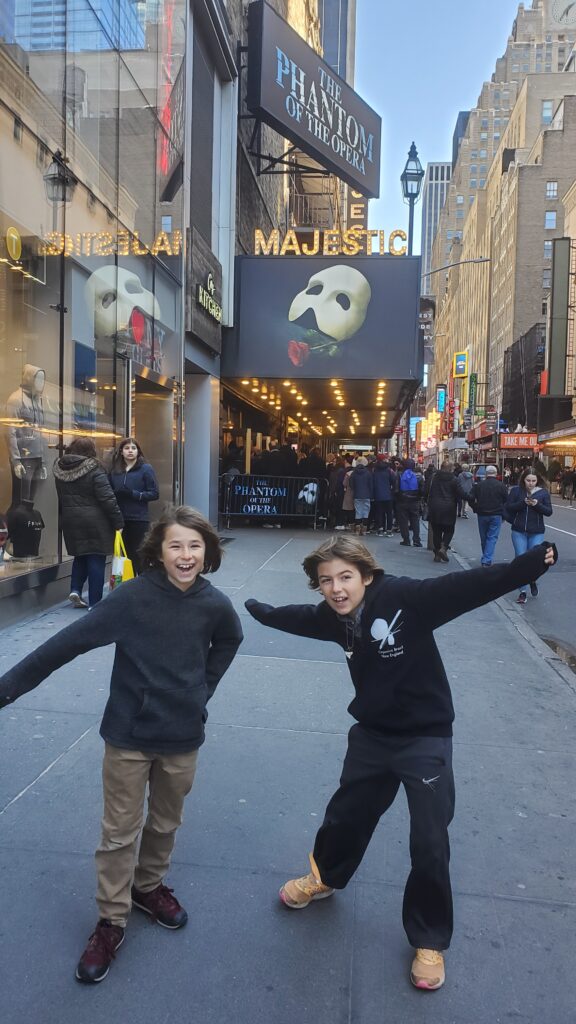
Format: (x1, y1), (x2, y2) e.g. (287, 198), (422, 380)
(408, 198), (415, 257)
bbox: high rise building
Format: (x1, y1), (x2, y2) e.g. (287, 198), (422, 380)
(319, 0), (356, 82)
(421, 162), (451, 296)
(452, 111), (470, 168)
(14, 0), (144, 52)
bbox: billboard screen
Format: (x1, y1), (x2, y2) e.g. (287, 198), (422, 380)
(224, 255), (422, 381)
(247, 1), (381, 198)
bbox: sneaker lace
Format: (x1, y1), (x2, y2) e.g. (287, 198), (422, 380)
(83, 923), (121, 964)
(416, 948), (443, 966)
(152, 883), (181, 915)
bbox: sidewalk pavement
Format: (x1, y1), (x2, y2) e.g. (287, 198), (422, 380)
(0, 528), (574, 1024)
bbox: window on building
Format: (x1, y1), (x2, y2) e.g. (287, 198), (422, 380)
(479, 179), (486, 187)
(546, 181), (558, 198)
(470, 150), (477, 159)
(456, 194), (464, 204)
(493, 133), (501, 140)
(480, 132), (488, 140)
(470, 164), (477, 174)
(456, 210), (464, 220)
(479, 149), (487, 158)
(481, 118), (489, 128)
(542, 101), (554, 125)
(542, 269), (552, 289)
(13, 117), (23, 142)
(522, 64), (529, 72)
(542, 299), (548, 316)
(161, 215), (172, 233)
(545, 64), (552, 72)
(545, 211), (557, 229)
(512, 64), (519, 72)
(470, 179), (477, 189)
(544, 240), (553, 260)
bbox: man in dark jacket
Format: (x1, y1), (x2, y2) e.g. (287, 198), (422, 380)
(373, 457), (396, 536)
(245, 535), (557, 991)
(469, 465), (508, 566)
(395, 459), (423, 547)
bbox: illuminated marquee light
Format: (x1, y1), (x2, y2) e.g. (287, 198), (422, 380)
(40, 230), (183, 258)
(254, 228), (408, 257)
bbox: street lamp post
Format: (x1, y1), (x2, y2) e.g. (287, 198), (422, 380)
(401, 142), (425, 256)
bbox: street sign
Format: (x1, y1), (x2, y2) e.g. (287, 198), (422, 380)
(469, 373), (478, 413)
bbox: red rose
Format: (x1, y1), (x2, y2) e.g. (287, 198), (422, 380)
(288, 340), (310, 366)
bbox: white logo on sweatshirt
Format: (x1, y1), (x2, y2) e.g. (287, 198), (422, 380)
(371, 612), (404, 658)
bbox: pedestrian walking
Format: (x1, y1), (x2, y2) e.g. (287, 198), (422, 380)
(109, 437), (159, 575)
(53, 437), (124, 609)
(456, 462), (474, 518)
(505, 468), (553, 604)
(372, 456), (395, 536)
(341, 460), (355, 530)
(0, 505), (243, 984)
(469, 464), (508, 566)
(426, 460), (460, 562)
(395, 459), (423, 547)
(349, 456), (373, 535)
(245, 534), (557, 992)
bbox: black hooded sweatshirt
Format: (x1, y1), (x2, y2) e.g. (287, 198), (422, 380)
(0, 571), (243, 754)
(245, 545), (555, 739)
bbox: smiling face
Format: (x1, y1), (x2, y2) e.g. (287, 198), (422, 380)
(317, 558), (373, 616)
(160, 524), (206, 591)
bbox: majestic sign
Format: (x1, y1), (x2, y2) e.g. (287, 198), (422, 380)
(254, 228), (407, 257)
(223, 254), (422, 381)
(247, 0), (381, 198)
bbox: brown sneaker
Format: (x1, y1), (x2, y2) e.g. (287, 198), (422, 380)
(75, 919), (125, 984)
(131, 882), (188, 929)
(410, 948), (445, 990)
(279, 853), (335, 909)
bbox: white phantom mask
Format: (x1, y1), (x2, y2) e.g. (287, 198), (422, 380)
(85, 266), (161, 338)
(288, 265), (371, 342)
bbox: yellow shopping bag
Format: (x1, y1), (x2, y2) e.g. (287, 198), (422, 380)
(110, 531), (135, 589)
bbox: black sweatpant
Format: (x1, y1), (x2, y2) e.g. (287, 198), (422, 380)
(121, 520), (149, 575)
(396, 501), (421, 544)
(313, 726), (455, 950)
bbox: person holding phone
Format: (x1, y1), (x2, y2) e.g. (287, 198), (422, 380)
(505, 467), (553, 604)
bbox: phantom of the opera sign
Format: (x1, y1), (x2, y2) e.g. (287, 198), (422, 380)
(223, 255), (422, 381)
(247, 1), (381, 198)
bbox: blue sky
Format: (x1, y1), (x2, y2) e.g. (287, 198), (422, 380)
(355, 0), (523, 248)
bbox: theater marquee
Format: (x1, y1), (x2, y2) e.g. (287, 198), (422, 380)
(247, 1), (381, 198)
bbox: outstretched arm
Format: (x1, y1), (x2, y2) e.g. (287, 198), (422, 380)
(0, 593), (123, 707)
(245, 598), (332, 641)
(403, 543), (557, 631)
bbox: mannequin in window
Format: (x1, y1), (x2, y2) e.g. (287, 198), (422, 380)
(5, 365), (48, 506)
(5, 500), (45, 559)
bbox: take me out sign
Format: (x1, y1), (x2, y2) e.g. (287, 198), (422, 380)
(247, 1), (381, 198)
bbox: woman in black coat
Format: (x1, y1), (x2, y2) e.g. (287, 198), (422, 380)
(426, 460), (460, 563)
(53, 436), (123, 608)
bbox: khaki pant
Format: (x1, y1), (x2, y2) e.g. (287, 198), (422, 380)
(95, 743), (198, 927)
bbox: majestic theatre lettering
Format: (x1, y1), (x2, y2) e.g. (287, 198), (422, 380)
(253, 228), (408, 257)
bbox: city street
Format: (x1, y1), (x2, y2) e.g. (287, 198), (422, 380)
(0, 529), (574, 1024)
(450, 496), (576, 669)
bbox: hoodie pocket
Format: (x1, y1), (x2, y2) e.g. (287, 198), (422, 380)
(131, 686), (206, 744)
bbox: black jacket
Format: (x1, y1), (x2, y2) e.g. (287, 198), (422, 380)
(350, 465), (374, 499)
(245, 545), (555, 739)
(109, 463), (159, 522)
(0, 571), (243, 754)
(53, 455), (123, 556)
(470, 477), (508, 517)
(427, 470), (460, 525)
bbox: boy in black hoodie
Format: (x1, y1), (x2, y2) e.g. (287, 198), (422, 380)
(245, 535), (557, 992)
(0, 506), (243, 985)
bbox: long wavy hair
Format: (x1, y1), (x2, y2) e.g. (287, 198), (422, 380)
(110, 436), (146, 473)
(518, 467), (548, 491)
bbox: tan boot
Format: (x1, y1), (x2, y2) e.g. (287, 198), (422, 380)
(410, 948), (445, 990)
(279, 853), (335, 909)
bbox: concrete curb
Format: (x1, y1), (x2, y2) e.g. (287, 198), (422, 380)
(451, 546), (576, 697)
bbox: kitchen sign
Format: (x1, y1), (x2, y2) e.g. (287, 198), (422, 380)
(247, 1), (381, 198)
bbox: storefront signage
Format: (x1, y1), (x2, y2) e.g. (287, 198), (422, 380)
(6, 226), (22, 261)
(224, 476), (319, 519)
(466, 420), (496, 443)
(196, 273), (222, 322)
(436, 385), (447, 413)
(499, 433), (538, 449)
(40, 230), (183, 258)
(247, 1), (381, 198)
(254, 228), (407, 257)
(469, 372), (478, 414)
(453, 351), (468, 378)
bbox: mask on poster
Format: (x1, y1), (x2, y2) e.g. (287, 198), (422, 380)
(288, 265), (371, 342)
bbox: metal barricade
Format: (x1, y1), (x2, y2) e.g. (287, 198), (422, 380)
(219, 474), (321, 529)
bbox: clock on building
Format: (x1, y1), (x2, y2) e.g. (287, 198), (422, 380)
(552, 1), (576, 25)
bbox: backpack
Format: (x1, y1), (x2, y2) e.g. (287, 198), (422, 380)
(400, 469), (419, 493)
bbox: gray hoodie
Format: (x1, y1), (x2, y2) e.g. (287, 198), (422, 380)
(0, 570), (243, 754)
